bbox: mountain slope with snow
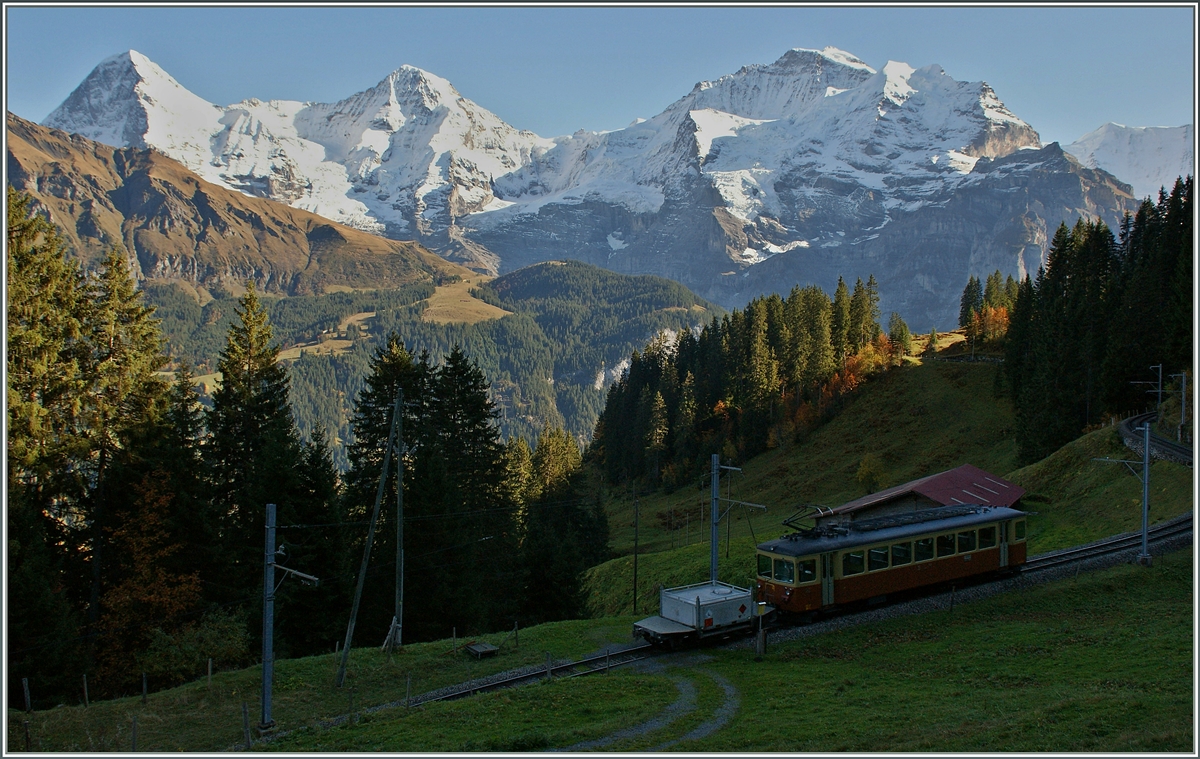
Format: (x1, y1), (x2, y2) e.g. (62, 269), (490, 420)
(1064, 122), (1193, 201)
(41, 46), (1138, 328)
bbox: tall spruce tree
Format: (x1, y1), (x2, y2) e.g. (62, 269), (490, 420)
(959, 276), (983, 328)
(6, 193), (92, 705)
(341, 335), (428, 642)
(204, 282), (303, 607)
(520, 427), (607, 623)
(831, 277), (851, 365)
(81, 245), (168, 632)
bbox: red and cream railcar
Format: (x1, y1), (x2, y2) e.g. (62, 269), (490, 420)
(755, 505), (1027, 614)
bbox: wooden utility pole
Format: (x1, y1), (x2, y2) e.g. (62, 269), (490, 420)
(384, 392), (406, 652)
(338, 391), (402, 686)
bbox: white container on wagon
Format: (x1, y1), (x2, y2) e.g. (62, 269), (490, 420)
(633, 581), (756, 645)
(632, 455), (768, 647)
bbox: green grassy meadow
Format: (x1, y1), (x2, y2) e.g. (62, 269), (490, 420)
(7, 618), (638, 753)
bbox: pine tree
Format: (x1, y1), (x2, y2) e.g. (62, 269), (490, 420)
(644, 390), (669, 482)
(924, 327), (939, 356)
(848, 278), (869, 353)
(6, 188), (90, 504)
(799, 286), (835, 395)
(426, 346), (518, 635)
(831, 277), (851, 365)
(204, 282), (303, 605)
(503, 436), (535, 514)
(81, 244), (168, 630)
(887, 312), (912, 361)
(519, 427), (605, 623)
(342, 334), (428, 641)
(959, 276), (983, 328)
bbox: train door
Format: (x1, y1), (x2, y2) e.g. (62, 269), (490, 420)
(999, 521), (1009, 567)
(821, 553), (835, 606)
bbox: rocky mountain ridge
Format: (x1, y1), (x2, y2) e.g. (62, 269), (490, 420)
(7, 112), (466, 298)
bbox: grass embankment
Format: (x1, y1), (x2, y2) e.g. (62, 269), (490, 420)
(1009, 425), (1193, 553)
(7, 618), (638, 753)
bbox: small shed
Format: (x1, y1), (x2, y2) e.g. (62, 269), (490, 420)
(819, 464), (1024, 526)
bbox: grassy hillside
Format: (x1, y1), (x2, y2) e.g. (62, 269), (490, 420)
(15, 550), (1190, 752)
(598, 359), (1019, 561)
(583, 358), (1193, 618)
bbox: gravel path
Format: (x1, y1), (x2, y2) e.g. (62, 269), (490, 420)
(555, 673), (696, 752)
(648, 668), (739, 751)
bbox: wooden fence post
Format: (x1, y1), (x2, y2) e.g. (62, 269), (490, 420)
(141, 673), (147, 704)
(83, 674), (89, 708)
(242, 701), (251, 750)
(207, 658), (212, 687)
(23, 677), (31, 713)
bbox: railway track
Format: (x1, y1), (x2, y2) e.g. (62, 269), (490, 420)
(1022, 511), (1193, 572)
(410, 642), (655, 707)
(1120, 411), (1193, 466)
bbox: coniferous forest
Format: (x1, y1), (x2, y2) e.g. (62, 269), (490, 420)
(1004, 176), (1193, 464)
(142, 260), (721, 468)
(6, 188), (607, 707)
(589, 274), (909, 490)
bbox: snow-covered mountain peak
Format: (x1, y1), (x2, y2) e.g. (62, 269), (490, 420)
(677, 45), (877, 123)
(1065, 122), (1194, 199)
(45, 49), (222, 170)
(881, 60), (917, 105)
(797, 46), (876, 73)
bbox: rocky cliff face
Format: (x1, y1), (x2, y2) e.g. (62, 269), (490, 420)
(7, 113), (464, 296)
(41, 47), (1140, 327)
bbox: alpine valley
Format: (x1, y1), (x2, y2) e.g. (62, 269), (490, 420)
(36, 46), (1167, 331)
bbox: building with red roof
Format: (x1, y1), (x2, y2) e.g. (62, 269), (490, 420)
(818, 464), (1025, 525)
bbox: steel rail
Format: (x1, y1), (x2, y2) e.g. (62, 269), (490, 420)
(1120, 412), (1193, 466)
(410, 642), (656, 707)
(1022, 512), (1193, 572)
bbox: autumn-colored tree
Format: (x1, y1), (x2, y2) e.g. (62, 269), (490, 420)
(94, 475), (201, 697)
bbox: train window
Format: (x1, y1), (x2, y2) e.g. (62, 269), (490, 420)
(757, 554), (772, 578)
(891, 542), (912, 565)
(868, 547), (889, 571)
(978, 526), (997, 548)
(936, 534), (956, 557)
(842, 551), (865, 576)
(914, 538), (934, 562)
(1014, 520), (1026, 541)
(774, 558), (795, 584)
(958, 530), (976, 552)
(798, 559), (817, 583)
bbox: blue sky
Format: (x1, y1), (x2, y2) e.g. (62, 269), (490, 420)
(3, 5), (1195, 147)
